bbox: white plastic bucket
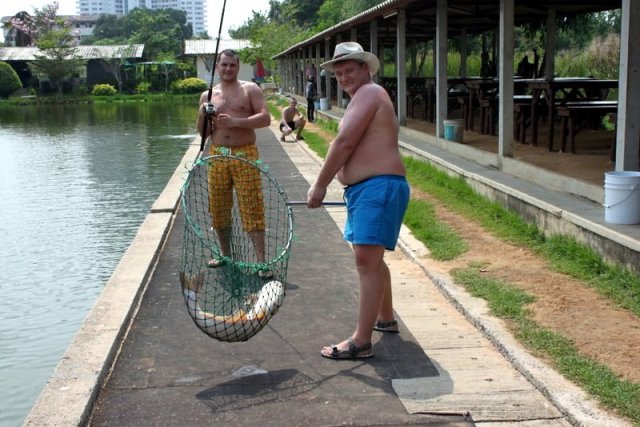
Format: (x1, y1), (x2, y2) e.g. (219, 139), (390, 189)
(314, 101), (320, 110)
(319, 98), (329, 110)
(604, 171), (640, 224)
(443, 119), (464, 143)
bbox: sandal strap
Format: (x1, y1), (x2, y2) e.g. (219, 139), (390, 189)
(347, 337), (372, 357)
(375, 319), (398, 329)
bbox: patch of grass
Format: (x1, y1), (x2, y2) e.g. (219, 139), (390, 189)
(267, 98), (334, 159)
(303, 133), (330, 158)
(453, 266), (640, 423)
(404, 156), (640, 317)
(403, 199), (467, 260)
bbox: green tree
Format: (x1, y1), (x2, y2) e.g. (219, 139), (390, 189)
(228, 11), (268, 39)
(11, 2), (84, 96)
(0, 61), (22, 97)
(89, 9), (191, 60)
(315, 0), (345, 31)
(30, 31), (85, 96)
(91, 14), (128, 43)
(92, 8), (192, 60)
(98, 45), (139, 92)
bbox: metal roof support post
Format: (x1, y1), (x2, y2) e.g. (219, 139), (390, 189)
(370, 19), (379, 83)
(396, 9), (407, 126)
(498, 0), (515, 160)
(616, 0), (640, 171)
(435, 0), (448, 140)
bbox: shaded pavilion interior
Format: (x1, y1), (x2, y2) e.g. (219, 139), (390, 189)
(274, 0), (640, 204)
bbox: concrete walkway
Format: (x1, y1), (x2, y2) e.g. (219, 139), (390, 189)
(25, 120), (631, 426)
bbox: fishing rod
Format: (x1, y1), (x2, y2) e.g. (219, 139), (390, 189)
(200, 0), (228, 153)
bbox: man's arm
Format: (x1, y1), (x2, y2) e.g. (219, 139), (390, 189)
(196, 91), (213, 137)
(307, 84), (380, 207)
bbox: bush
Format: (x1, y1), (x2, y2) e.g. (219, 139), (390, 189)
(172, 77), (207, 94)
(135, 81), (151, 94)
(0, 61), (22, 98)
(91, 84), (117, 96)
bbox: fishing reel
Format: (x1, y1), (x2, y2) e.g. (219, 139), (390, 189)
(204, 102), (217, 117)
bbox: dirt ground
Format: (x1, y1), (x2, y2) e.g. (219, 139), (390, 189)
(302, 118), (640, 385)
(413, 188), (640, 384)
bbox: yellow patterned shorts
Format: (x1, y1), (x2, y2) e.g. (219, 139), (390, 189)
(207, 144), (265, 232)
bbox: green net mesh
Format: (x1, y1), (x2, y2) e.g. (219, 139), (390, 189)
(179, 151), (293, 342)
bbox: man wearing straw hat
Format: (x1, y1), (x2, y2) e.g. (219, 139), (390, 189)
(307, 42), (410, 359)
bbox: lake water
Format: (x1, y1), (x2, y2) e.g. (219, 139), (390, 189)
(0, 100), (197, 426)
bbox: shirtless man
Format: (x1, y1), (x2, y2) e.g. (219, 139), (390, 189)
(279, 97), (306, 141)
(196, 49), (271, 273)
(307, 42), (410, 360)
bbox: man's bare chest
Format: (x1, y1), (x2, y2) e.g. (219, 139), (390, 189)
(212, 90), (252, 116)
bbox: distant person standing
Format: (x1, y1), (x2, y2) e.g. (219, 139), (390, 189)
(517, 55), (534, 78)
(305, 76), (318, 122)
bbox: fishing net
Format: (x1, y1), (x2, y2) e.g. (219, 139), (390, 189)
(179, 149), (293, 342)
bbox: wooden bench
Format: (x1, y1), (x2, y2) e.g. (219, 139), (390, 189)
(556, 101), (617, 153)
(480, 95), (533, 136)
(514, 99), (550, 145)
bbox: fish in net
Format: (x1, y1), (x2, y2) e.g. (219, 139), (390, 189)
(179, 149), (293, 342)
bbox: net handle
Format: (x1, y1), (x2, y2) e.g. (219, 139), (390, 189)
(288, 201), (345, 206)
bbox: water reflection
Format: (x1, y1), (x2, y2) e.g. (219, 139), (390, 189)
(0, 100), (197, 426)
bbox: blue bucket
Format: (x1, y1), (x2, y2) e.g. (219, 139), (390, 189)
(443, 119), (464, 142)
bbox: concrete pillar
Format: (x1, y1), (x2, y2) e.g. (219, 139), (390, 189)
(336, 34), (343, 108)
(396, 9), (407, 125)
(324, 38), (332, 109)
(435, 0), (448, 139)
(370, 19), (379, 83)
(616, 0), (640, 170)
(315, 43), (321, 94)
(545, 9), (556, 79)
(498, 0), (514, 160)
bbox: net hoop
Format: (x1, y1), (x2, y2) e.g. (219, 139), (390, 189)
(179, 153), (294, 342)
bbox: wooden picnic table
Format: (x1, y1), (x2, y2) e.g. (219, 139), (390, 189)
(414, 77), (477, 122)
(556, 100), (618, 153)
(527, 78), (619, 150)
(465, 78), (529, 132)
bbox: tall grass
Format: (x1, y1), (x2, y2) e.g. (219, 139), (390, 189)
(379, 34), (620, 80)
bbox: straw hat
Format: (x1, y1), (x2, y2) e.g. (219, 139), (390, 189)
(320, 42), (380, 75)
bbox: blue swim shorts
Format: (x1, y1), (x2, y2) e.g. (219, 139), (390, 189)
(343, 174), (410, 251)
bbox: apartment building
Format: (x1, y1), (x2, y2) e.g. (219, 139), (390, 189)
(76, 0), (207, 35)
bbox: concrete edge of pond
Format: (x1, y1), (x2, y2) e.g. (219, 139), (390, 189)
(22, 139), (202, 427)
